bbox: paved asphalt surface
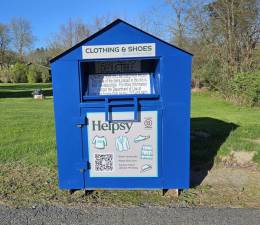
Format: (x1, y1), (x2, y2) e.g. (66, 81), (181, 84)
(0, 205), (259, 225)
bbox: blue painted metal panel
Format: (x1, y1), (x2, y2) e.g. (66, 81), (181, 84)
(51, 60), (85, 189)
(51, 20), (192, 190)
(161, 55), (192, 189)
(60, 22), (186, 62)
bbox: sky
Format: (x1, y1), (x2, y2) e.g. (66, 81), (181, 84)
(0, 0), (168, 48)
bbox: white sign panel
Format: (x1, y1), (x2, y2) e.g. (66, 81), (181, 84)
(87, 111), (158, 177)
(82, 43), (155, 59)
(88, 73), (152, 96)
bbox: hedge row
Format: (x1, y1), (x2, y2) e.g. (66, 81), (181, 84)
(0, 63), (50, 83)
(227, 71), (260, 106)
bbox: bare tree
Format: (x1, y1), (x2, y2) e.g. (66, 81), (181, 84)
(47, 18), (91, 57)
(10, 17), (34, 58)
(0, 23), (10, 67)
(134, 5), (167, 39)
(188, 0), (259, 90)
(205, 0), (259, 73)
(91, 15), (117, 32)
(165, 0), (194, 48)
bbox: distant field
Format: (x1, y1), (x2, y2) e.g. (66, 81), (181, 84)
(0, 83), (259, 207)
(0, 83), (52, 98)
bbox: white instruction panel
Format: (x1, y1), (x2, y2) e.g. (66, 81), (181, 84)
(88, 73), (152, 96)
(87, 111), (158, 177)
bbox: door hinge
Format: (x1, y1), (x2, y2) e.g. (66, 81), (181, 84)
(87, 161), (91, 170)
(78, 161), (90, 172)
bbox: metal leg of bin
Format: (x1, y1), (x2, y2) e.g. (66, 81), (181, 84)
(85, 190), (94, 196)
(162, 189), (179, 198)
(69, 189), (78, 195)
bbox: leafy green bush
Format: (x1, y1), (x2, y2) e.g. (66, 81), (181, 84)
(0, 68), (12, 83)
(193, 58), (222, 89)
(10, 63), (28, 83)
(228, 71), (260, 106)
(39, 67), (50, 83)
(0, 63), (50, 83)
(27, 65), (42, 83)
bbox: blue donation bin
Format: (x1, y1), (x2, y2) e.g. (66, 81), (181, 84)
(50, 19), (192, 190)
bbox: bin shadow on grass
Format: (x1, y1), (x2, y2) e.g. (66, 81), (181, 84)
(190, 117), (238, 187)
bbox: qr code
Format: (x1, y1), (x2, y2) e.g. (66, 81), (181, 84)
(94, 154), (113, 172)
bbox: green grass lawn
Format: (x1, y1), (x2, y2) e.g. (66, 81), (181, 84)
(0, 83), (55, 168)
(0, 83), (259, 207)
(0, 83), (259, 167)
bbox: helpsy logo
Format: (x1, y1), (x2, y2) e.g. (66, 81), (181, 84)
(92, 121), (133, 134)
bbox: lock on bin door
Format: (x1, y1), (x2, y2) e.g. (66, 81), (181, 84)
(105, 97), (139, 122)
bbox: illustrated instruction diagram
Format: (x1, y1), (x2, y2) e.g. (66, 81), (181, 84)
(141, 164), (152, 173)
(134, 135), (150, 143)
(87, 111), (158, 177)
(92, 136), (107, 149)
(115, 135), (130, 152)
(141, 145), (153, 160)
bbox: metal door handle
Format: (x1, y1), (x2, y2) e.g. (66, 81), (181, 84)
(105, 97), (138, 122)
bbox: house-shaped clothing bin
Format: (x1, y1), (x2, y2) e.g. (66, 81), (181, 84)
(50, 19), (192, 190)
